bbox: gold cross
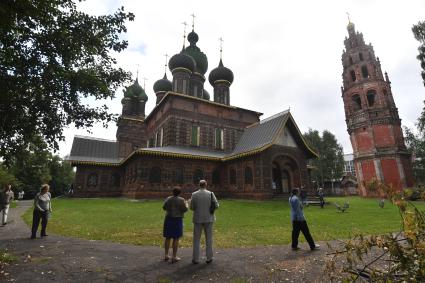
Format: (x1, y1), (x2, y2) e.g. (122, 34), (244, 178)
(190, 13), (196, 30)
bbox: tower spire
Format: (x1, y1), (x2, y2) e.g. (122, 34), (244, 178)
(346, 11), (351, 23)
(182, 21), (187, 49)
(136, 64), (140, 81)
(190, 13), (196, 30)
(219, 37), (223, 60)
(164, 53), (169, 75)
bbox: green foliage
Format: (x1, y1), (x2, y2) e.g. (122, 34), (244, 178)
(0, 164), (17, 188)
(304, 129), (345, 187)
(0, 249), (17, 267)
(404, 123), (425, 184)
(22, 197), (425, 248)
(412, 21), (425, 86)
(0, 0), (134, 162)
(326, 182), (425, 282)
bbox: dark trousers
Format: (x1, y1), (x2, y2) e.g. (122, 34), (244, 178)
(292, 220), (315, 249)
(31, 209), (48, 237)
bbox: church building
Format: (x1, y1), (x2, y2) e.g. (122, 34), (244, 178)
(68, 25), (318, 199)
(340, 21), (414, 195)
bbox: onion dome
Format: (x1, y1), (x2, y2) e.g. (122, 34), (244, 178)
(169, 50), (196, 72)
(123, 79), (148, 101)
(153, 73), (172, 93)
(183, 30), (208, 75)
(208, 59), (234, 85)
(203, 89), (210, 100)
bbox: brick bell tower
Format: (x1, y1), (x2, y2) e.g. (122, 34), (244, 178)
(341, 20), (414, 195)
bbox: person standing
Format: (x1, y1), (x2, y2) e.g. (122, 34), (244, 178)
(18, 190), (25, 200)
(1, 184), (14, 226)
(190, 180), (219, 264)
(162, 187), (188, 263)
(289, 188), (319, 251)
(318, 187), (325, 208)
(31, 184), (52, 239)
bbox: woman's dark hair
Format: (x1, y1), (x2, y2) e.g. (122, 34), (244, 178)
(291, 188), (299, 195)
(172, 187), (181, 196)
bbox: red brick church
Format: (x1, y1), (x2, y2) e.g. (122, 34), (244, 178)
(68, 26), (318, 199)
(341, 21), (414, 195)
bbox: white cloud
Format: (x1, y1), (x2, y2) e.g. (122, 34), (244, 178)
(59, 0), (425, 157)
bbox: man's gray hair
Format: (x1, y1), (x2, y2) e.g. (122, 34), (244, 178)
(199, 179), (207, 188)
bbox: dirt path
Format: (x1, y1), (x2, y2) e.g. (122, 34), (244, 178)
(0, 201), (335, 282)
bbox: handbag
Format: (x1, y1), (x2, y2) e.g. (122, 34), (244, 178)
(209, 192), (216, 214)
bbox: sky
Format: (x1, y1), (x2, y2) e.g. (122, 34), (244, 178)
(59, 0), (425, 157)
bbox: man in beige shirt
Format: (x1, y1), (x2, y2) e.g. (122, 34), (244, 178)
(190, 180), (219, 264)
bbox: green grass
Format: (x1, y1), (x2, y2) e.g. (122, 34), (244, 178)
(22, 197), (425, 248)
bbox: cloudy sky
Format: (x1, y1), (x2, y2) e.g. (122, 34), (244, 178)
(60, 0), (425, 157)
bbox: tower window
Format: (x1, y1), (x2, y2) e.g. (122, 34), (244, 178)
(212, 169), (221, 185)
(352, 94), (362, 111)
(361, 66), (369, 79)
(191, 125), (200, 146)
(367, 90), (376, 107)
(245, 167), (253, 185)
(359, 53), (364, 61)
(215, 128), (224, 149)
(350, 70), (356, 82)
(349, 56), (353, 65)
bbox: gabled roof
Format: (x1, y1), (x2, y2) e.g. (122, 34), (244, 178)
(68, 110), (317, 166)
(67, 136), (121, 166)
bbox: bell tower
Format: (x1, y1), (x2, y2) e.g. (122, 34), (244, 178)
(341, 20), (414, 195)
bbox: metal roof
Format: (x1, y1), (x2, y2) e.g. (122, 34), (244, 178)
(67, 136), (121, 164)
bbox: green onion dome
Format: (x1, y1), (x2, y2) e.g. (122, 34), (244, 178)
(208, 59), (234, 85)
(184, 30), (208, 75)
(169, 50), (196, 72)
(123, 79), (148, 101)
(153, 73), (172, 93)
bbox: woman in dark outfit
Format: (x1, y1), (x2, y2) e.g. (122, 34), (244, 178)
(31, 184), (52, 239)
(163, 187), (188, 263)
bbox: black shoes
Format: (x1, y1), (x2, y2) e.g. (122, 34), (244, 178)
(206, 259), (213, 264)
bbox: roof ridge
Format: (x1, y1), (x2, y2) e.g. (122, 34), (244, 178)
(259, 109), (290, 124)
(74, 135), (117, 143)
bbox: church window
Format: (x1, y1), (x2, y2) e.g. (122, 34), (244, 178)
(215, 128), (224, 149)
(191, 126), (200, 146)
(193, 169), (204, 184)
(149, 167), (161, 183)
(212, 169), (220, 185)
(350, 70), (356, 82)
(359, 52), (364, 61)
(352, 94), (362, 111)
(110, 173), (120, 187)
(245, 167), (253, 185)
(361, 66), (369, 78)
(173, 168), (184, 184)
(87, 173), (98, 187)
(367, 90), (376, 107)
(229, 168), (236, 185)
(349, 56), (353, 65)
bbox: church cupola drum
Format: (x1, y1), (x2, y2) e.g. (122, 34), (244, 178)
(340, 20), (414, 195)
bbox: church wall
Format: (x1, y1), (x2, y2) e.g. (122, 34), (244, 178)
(74, 165), (123, 197)
(380, 158), (401, 188)
(373, 124), (395, 147)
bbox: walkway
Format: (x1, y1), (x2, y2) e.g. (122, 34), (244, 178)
(0, 201), (332, 282)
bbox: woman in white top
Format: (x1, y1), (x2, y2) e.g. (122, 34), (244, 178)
(30, 184), (52, 239)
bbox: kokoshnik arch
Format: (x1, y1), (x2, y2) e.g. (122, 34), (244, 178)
(68, 21), (319, 199)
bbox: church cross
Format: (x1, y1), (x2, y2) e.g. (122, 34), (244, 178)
(136, 64), (140, 80)
(164, 53), (169, 73)
(182, 21), (188, 48)
(346, 12), (351, 23)
(219, 37), (224, 60)
(190, 13), (196, 30)
(142, 77), (148, 89)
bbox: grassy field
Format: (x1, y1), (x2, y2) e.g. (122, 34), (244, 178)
(22, 197), (425, 248)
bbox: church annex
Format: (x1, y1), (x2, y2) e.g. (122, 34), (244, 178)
(68, 25), (318, 199)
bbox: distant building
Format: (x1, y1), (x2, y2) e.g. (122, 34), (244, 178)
(68, 25), (318, 199)
(343, 153), (356, 176)
(340, 20), (414, 195)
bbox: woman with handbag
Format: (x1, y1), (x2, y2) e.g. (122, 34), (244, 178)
(31, 184), (52, 239)
(162, 186), (188, 263)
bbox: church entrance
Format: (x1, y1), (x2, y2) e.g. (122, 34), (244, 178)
(271, 155), (300, 194)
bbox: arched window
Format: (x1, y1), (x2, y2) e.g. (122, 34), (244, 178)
(352, 94), (362, 111)
(87, 173), (98, 187)
(149, 167), (161, 183)
(367, 90), (376, 107)
(229, 168), (236, 185)
(245, 167), (253, 185)
(349, 56), (353, 65)
(212, 169), (221, 185)
(173, 168), (184, 184)
(359, 52), (364, 61)
(193, 169), (204, 184)
(350, 70), (356, 82)
(361, 66), (369, 78)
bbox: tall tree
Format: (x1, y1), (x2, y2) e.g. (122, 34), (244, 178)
(304, 129), (345, 187)
(0, 0), (134, 162)
(412, 21), (425, 86)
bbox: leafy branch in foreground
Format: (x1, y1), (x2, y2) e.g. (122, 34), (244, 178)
(325, 181), (425, 282)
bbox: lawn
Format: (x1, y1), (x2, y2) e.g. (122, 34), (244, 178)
(22, 197), (425, 248)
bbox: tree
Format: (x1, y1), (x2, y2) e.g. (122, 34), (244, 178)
(412, 21), (425, 86)
(49, 155), (75, 196)
(304, 129), (345, 187)
(0, 0), (134, 162)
